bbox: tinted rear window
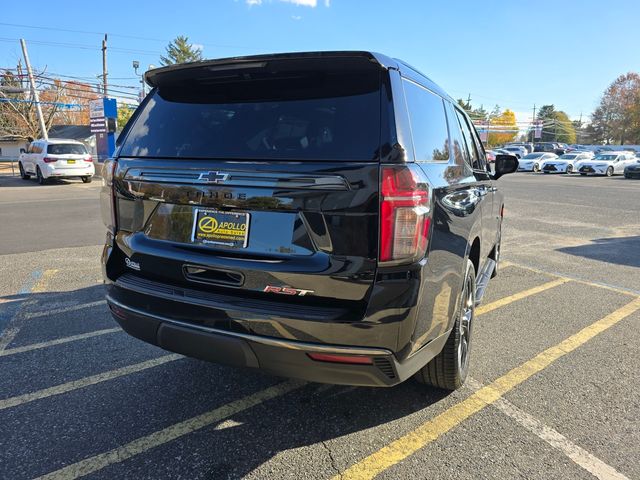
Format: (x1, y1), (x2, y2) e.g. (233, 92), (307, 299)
(120, 67), (382, 161)
(47, 144), (87, 155)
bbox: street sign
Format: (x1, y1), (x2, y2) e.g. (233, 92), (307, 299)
(535, 121), (543, 140)
(89, 100), (105, 119)
(90, 117), (106, 134)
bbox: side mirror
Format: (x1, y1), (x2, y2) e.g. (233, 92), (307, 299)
(491, 154), (518, 180)
(19, 148), (26, 154)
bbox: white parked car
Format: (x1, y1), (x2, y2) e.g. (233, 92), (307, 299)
(517, 152), (557, 172)
(541, 151), (594, 174)
(577, 152), (637, 176)
(18, 138), (95, 185)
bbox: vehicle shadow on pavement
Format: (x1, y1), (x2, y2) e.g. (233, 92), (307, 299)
(0, 176), (89, 188)
(1, 284), (453, 478)
(557, 235), (640, 268)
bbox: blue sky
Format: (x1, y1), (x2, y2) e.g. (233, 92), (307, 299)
(1, 0), (638, 123)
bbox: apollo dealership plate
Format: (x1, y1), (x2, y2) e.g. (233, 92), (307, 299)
(191, 209), (250, 248)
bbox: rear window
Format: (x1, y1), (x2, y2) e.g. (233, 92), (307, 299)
(120, 66), (382, 161)
(47, 144), (87, 155)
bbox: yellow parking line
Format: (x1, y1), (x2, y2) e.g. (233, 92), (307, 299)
(37, 380), (305, 480)
(476, 278), (569, 316)
(0, 354), (180, 411)
(31, 269), (59, 293)
(0, 327), (122, 357)
(0, 269), (58, 352)
(336, 297), (640, 480)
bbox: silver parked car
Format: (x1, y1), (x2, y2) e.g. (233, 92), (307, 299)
(501, 145), (527, 159)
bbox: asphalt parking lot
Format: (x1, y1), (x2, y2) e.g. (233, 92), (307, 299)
(0, 172), (638, 479)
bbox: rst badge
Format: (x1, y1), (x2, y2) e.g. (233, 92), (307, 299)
(263, 286), (314, 296)
(124, 257), (141, 271)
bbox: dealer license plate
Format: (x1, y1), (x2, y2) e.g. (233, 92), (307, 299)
(191, 209), (250, 248)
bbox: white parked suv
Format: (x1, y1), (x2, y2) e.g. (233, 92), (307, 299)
(18, 138), (95, 184)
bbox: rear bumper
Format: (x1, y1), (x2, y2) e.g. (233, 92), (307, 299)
(43, 163), (95, 178)
(106, 295), (448, 387)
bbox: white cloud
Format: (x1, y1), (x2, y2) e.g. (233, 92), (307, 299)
(291, 14), (302, 20)
(245, 0), (331, 7)
(281, 0), (317, 6)
(191, 43), (204, 52)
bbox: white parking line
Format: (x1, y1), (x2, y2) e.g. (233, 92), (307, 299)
(0, 327), (121, 357)
(468, 379), (629, 480)
(0, 354), (181, 411)
(24, 300), (107, 319)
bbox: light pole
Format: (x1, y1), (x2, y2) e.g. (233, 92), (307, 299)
(132, 60), (145, 101)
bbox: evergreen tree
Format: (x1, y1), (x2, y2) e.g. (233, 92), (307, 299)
(160, 36), (203, 66)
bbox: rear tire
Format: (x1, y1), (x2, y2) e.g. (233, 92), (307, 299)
(81, 176), (92, 183)
(19, 162), (30, 180)
(36, 167), (47, 185)
(606, 166), (614, 177)
(415, 259), (476, 391)
(533, 164), (540, 172)
(566, 165), (573, 174)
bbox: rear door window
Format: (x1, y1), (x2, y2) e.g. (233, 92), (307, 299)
(402, 78), (449, 162)
(47, 144), (87, 155)
(120, 67), (382, 161)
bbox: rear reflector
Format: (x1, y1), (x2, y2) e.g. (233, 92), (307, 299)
(307, 353), (373, 365)
(379, 165), (431, 263)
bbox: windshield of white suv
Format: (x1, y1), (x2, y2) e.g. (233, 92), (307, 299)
(594, 155), (617, 161)
(522, 153), (544, 159)
(560, 154), (577, 159)
(47, 144), (87, 155)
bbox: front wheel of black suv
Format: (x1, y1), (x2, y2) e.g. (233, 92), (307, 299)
(415, 259), (476, 391)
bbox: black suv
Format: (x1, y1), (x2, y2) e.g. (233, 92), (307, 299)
(101, 52), (517, 390)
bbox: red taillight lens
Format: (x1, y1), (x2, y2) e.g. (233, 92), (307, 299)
(379, 165), (431, 263)
(43, 157), (57, 163)
(84, 155), (93, 163)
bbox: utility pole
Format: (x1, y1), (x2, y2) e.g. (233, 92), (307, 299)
(531, 104), (536, 143)
(576, 112), (582, 143)
(20, 39), (48, 140)
(466, 93), (472, 110)
(101, 34), (108, 98)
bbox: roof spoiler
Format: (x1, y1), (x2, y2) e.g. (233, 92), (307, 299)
(144, 51), (395, 88)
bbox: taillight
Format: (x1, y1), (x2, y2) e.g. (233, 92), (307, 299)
(43, 157), (57, 163)
(307, 353), (373, 365)
(100, 159), (117, 232)
(379, 165), (431, 263)
(84, 155), (93, 163)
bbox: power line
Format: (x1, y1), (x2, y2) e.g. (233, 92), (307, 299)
(0, 22), (254, 50)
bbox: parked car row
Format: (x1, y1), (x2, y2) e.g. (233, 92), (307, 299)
(512, 149), (639, 177)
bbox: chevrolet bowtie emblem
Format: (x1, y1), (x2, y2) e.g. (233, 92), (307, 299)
(198, 171), (230, 184)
